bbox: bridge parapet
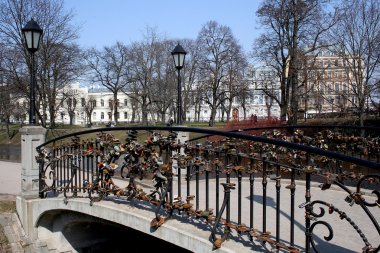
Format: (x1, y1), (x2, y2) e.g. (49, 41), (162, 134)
(18, 125), (380, 252)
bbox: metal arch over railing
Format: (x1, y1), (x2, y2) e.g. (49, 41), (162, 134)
(36, 125), (380, 252)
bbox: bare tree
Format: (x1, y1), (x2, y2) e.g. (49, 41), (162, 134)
(197, 20), (245, 126)
(180, 39), (199, 123)
(39, 43), (84, 127)
(222, 47), (248, 122)
(253, 0), (338, 124)
(237, 79), (251, 120)
(149, 39), (177, 123)
(330, 0), (380, 127)
(0, 0), (82, 128)
(85, 42), (130, 124)
(82, 95), (96, 126)
(65, 96), (77, 125)
(0, 83), (26, 139)
(0, 42), (28, 136)
(126, 28), (167, 125)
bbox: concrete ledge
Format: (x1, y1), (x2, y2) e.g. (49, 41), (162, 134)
(16, 196), (252, 253)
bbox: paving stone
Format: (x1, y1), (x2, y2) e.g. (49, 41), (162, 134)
(9, 242), (23, 253)
(3, 225), (13, 236)
(46, 239), (57, 251)
(6, 233), (18, 243)
(35, 240), (47, 248)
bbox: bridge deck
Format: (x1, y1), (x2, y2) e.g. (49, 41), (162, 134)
(3, 161), (380, 252)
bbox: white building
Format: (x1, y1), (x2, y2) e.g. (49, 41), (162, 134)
(61, 77), (281, 126)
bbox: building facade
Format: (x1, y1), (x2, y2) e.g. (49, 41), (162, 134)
(300, 49), (360, 118)
(10, 49), (365, 126)
(61, 80), (280, 126)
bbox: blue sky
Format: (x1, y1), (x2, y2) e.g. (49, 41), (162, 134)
(64, 0), (263, 53)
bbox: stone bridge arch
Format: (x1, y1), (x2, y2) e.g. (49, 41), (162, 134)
(17, 197), (243, 253)
(36, 208), (192, 252)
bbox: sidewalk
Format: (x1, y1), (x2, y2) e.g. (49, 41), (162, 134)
(0, 161), (46, 252)
(0, 161), (21, 198)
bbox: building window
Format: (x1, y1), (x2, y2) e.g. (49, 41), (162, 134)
(116, 112), (120, 119)
(334, 71), (338, 78)
(124, 99), (128, 106)
(101, 99), (104, 107)
(101, 112), (104, 119)
(328, 83), (332, 95)
(335, 83), (339, 93)
(108, 112), (112, 120)
(124, 112), (128, 119)
(259, 95), (263, 104)
(320, 83), (325, 94)
(343, 83), (347, 93)
(249, 91), (254, 103)
(81, 98), (85, 107)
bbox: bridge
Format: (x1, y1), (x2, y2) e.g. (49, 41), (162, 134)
(15, 125), (380, 252)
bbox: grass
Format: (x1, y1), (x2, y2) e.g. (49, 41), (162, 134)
(0, 125), (22, 145)
(0, 226), (11, 253)
(0, 201), (16, 213)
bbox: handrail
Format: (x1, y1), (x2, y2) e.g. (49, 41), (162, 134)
(37, 126), (380, 170)
(189, 124), (380, 142)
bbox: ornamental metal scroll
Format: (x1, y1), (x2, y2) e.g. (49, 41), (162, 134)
(36, 125), (380, 253)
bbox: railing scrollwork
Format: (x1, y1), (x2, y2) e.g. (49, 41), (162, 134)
(35, 125), (379, 252)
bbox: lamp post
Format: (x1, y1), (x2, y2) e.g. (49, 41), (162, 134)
(22, 18), (43, 125)
(171, 43), (187, 125)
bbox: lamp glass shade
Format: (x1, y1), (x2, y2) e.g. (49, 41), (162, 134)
(22, 19), (43, 52)
(173, 53), (186, 69)
(171, 43), (187, 69)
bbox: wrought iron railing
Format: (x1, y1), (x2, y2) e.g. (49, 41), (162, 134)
(36, 126), (380, 252)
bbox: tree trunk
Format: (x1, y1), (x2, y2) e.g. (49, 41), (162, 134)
(113, 92), (118, 124)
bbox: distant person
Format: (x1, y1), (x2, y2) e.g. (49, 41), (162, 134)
(167, 117), (174, 126)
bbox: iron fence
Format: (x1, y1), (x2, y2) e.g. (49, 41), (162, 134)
(36, 125), (380, 252)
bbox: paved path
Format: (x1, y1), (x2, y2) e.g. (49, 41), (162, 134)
(0, 161), (21, 197)
(0, 161), (47, 252)
(0, 161), (379, 252)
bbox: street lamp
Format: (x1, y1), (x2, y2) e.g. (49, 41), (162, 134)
(22, 18), (43, 125)
(171, 43), (187, 125)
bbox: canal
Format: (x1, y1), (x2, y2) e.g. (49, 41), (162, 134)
(0, 144), (21, 162)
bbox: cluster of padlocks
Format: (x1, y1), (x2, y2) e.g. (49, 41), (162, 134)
(36, 127), (380, 251)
